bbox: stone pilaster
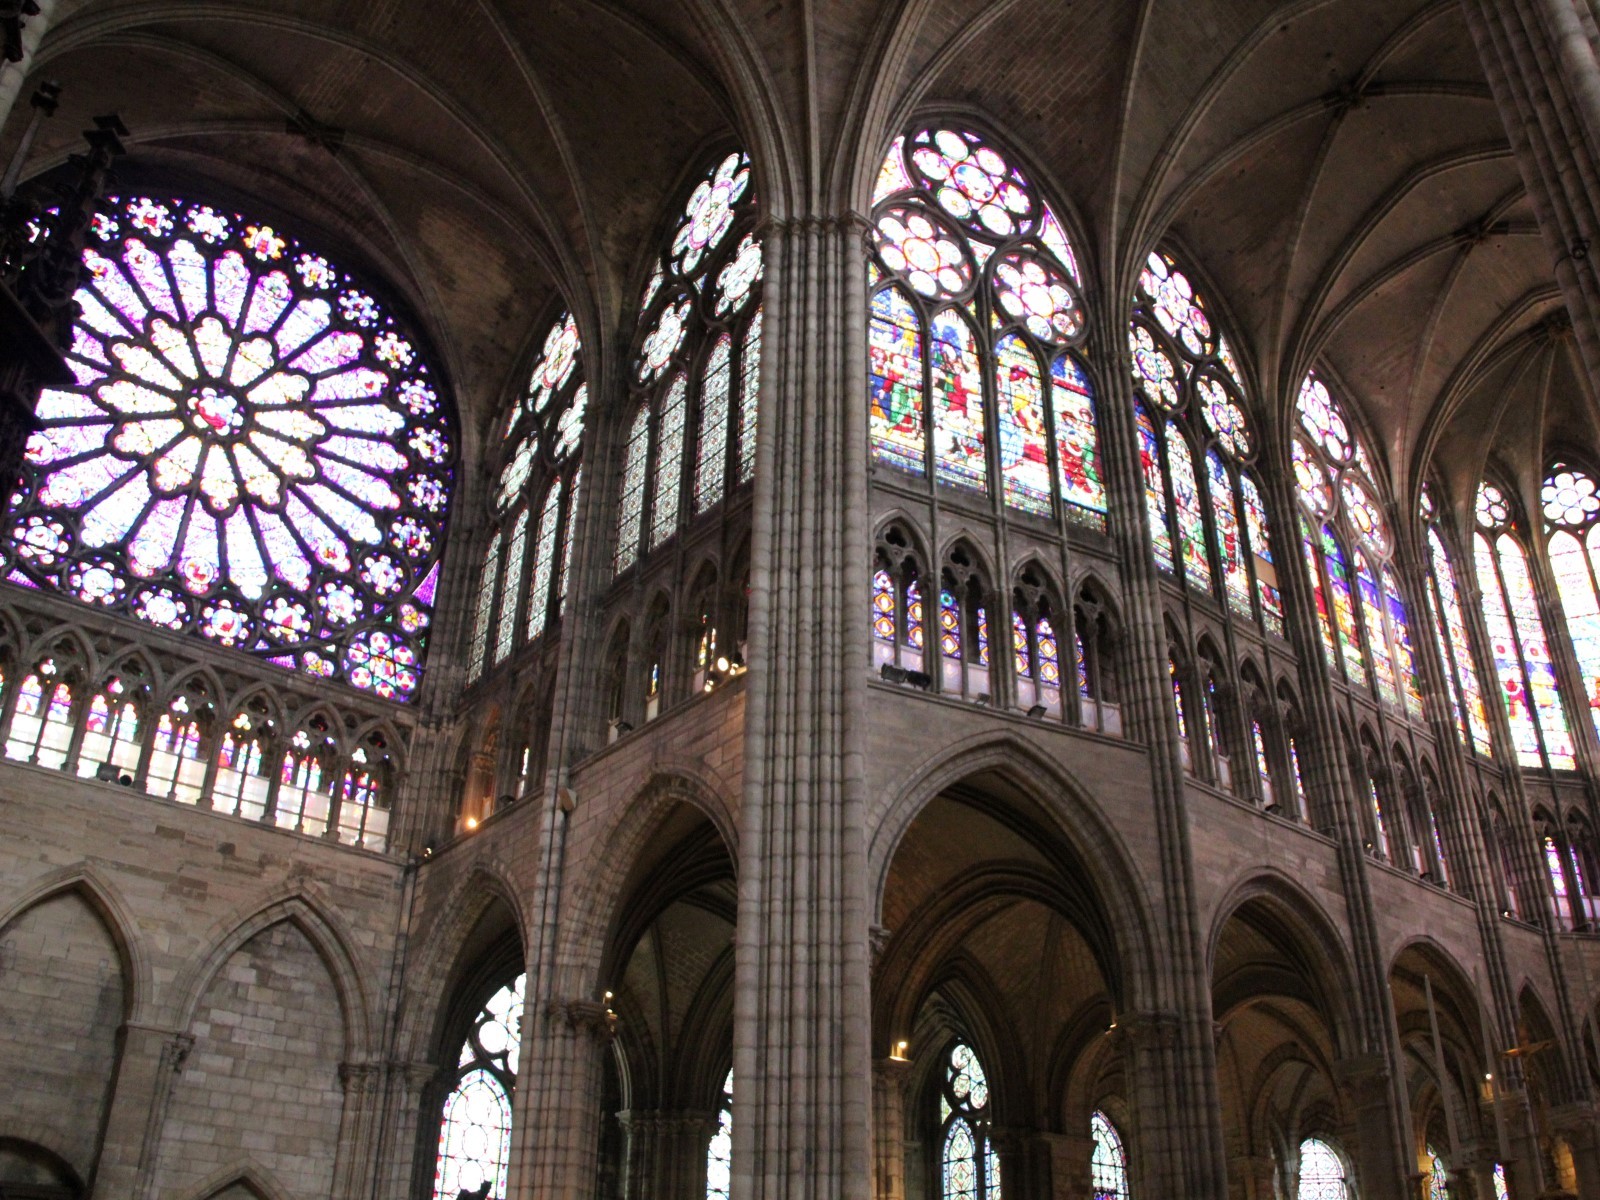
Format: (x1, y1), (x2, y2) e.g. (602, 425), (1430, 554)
(871, 1057), (912, 1200)
(87, 1023), (188, 1199)
(330, 1061), (383, 1200)
(729, 214), (873, 1200)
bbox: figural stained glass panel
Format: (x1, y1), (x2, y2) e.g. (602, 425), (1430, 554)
(931, 310), (986, 492)
(1052, 355), (1105, 522)
(1167, 427), (1211, 592)
(1209, 450), (1251, 619)
(5, 195), (454, 702)
(870, 288), (925, 474)
(994, 333), (1049, 515)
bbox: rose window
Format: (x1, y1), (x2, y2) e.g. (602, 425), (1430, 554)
(2, 194), (453, 702)
(992, 253), (1082, 343)
(875, 206), (972, 299)
(670, 151), (750, 274)
(909, 128), (1034, 238)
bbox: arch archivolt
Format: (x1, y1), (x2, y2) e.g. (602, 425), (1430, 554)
(164, 888), (375, 1061)
(394, 858), (529, 1064)
(870, 732), (1158, 982)
(0, 864), (152, 1024)
(553, 766), (737, 999)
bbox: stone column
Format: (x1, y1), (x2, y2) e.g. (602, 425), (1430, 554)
(1229, 1153), (1279, 1200)
(86, 1023), (190, 1200)
(618, 1110), (716, 1200)
(1550, 1100), (1599, 1196)
(374, 1060), (439, 1200)
(988, 1126), (1057, 1199)
(510, 998), (614, 1199)
(728, 215), (873, 1200)
(872, 1058), (912, 1200)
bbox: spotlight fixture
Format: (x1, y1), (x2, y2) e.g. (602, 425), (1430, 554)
(1027, 704), (1048, 719)
(906, 669), (933, 690)
(615, 720), (634, 734)
(880, 664), (908, 684)
(974, 693), (991, 706)
(891, 1039), (910, 1061)
(1264, 802), (1281, 815)
(715, 656), (730, 673)
(464, 816), (479, 831)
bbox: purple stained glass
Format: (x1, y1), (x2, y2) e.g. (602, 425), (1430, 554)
(1322, 526), (1367, 687)
(1241, 473), (1284, 635)
(1384, 567), (1422, 717)
(1355, 550), (1399, 706)
(6, 194), (450, 701)
(1498, 531), (1576, 768)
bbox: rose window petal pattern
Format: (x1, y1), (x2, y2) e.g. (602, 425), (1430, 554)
(1138, 252), (1213, 357)
(1198, 377), (1251, 459)
(526, 311), (580, 415)
(908, 128), (1034, 238)
(876, 206), (973, 300)
(2, 194), (454, 702)
(993, 253), (1083, 343)
(670, 151), (750, 275)
(1129, 324), (1179, 411)
(638, 295), (693, 383)
(1296, 375), (1352, 462)
(1543, 465), (1600, 527)
(712, 233), (763, 317)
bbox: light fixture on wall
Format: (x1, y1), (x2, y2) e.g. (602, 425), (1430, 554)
(464, 816), (479, 831)
(890, 1039), (910, 1061)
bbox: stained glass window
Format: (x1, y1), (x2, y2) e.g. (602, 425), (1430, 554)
(495, 510), (527, 664)
(468, 533), (500, 682)
(1167, 428), (1211, 592)
(1241, 474), (1284, 635)
(1543, 464), (1600, 743)
(526, 481), (563, 641)
(557, 469), (580, 616)
(1130, 252), (1276, 629)
(1209, 451), (1250, 618)
(1355, 550), (1398, 706)
(738, 312), (762, 483)
(626, 150), (761, 574)
(1090, 1111), (1128, 1200)
(614, 405), (650, 573)
(1051, 355), (1105, 522)
(2, 195), (454, 701)
(995, 334), (1049, 513)
(651, 376), (688, 549)
(1427, 524), (1493, 756)
(696, 338), (732, 513)
(870, 126), (1099, 523)
(1495, 1164), (1509, 1200)
(1478, 483), (1576, 769)
(1137, 404), (1173, 571)
(706, 1069), (733, 1200)
(1292, 373), (1421, 713)
(432, 973), (525, 1200)
(931, 310), (986, 493)
(871, 288), (926, 474)
(941, 590), (963, 659)
(1297, 1138), (1347, 1200)
(939, 1043), (1000, 1200)
(873, 569), (898, 646)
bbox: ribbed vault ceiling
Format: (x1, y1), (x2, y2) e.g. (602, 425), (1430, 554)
(1, 0), (1584, 500)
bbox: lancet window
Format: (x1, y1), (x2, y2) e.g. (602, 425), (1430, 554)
(1090, 1110), (1129, 1200)
(618, 151), (763, 575)
(869, 126), (1105, 529)
(1420, 486), (1493, 758)
(938, 1042), (1000, 1200)
(1292, 375), (1421, 717)
(1474, 482), (1576, 769)
(471, 310), (587, 682)
(706, 1069), (733, 1200)
(1129, 253), (1282, 635)
(873, 525), (925, 676)
(1296, 1137), (1348, 1200)
(937, 544), (992, 700)
(432, 972), (526, 1200)
(3, 195), (455, 702)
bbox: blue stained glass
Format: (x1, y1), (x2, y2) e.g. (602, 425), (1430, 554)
(1355, 550), (1399, 707)
(1208, 450), (1251, 619)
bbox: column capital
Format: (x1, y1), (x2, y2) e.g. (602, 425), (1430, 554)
(160, 1030), (195, 1075)
(338, 1059), (382, 1096)
(545, 996), (617, 1043)
(1111, 1008), (1181, 1053)
(616, 1108), (717, 1136)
